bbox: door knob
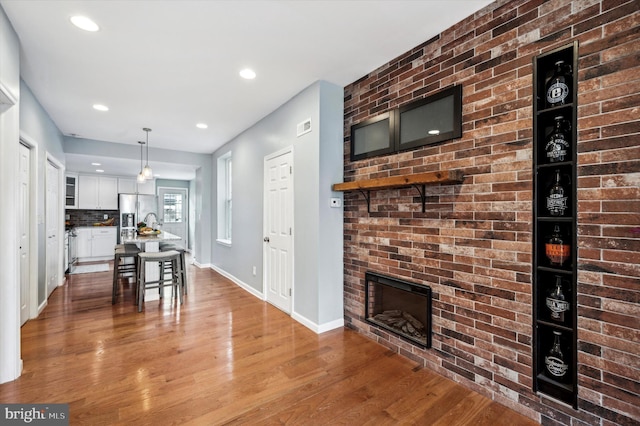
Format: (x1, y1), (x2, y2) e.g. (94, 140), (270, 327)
(263, 237), (270, 242)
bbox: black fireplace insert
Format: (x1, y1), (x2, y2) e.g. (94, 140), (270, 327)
(365, 271), (432, 348)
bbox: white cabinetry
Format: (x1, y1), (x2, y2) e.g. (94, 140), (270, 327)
(78, 175), (118, 210)
(76, 227), (117, 261)
(91, 227), (117, 258)
(65, 173), (79, 209)
(76, 228), (92, 259)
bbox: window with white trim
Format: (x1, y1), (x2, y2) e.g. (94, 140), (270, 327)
(216, 152), (232, 244)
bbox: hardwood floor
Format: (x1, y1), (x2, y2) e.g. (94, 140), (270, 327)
(1, 260), (539, 425)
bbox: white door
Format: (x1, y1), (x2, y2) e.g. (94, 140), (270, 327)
(159, 188), (188, 250)
(263, 149), (293, 313)
(18, 143), (31, 325)
(46, 160), (60, 297)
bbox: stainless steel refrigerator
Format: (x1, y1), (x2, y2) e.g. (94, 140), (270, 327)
(118, 193), (159, 242)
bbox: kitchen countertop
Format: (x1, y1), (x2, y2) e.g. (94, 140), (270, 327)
(120, 230), (181, 244)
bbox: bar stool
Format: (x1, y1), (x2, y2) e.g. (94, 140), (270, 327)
(136, 250), (184, 312)
(112, 244), (141, 304)
(159, 243), (188, 295)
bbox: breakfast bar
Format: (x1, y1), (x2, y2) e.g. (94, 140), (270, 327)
(119, 230), (183, 304)
(120, 229), (182, 252)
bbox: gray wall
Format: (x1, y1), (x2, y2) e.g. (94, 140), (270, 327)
(211, 80), (344, 330)
(0, 3), (21, 383)
(20, 82), (66, 305)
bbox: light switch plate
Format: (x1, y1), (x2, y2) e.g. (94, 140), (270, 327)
(330, 198), (342, 208)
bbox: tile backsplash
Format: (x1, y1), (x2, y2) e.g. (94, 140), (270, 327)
(66, 210), (119, 227)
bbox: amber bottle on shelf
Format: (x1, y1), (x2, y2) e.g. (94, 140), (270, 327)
(546, 224), (570, 266)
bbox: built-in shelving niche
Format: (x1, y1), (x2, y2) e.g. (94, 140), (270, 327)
(532, 41), (579, 409)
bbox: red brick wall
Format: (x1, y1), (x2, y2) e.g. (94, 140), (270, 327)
(342, 0), (640, 424)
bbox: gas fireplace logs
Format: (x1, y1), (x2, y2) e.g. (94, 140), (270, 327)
(372, 310), (426, 339)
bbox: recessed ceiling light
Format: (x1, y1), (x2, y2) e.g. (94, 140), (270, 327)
(93, 104), (109, 112)
(239, 68), (256, 80)
(96, 169), (104, 173)
(70, 16), (99, 32)
(91, 162), (101, 166)
(196, 123), (208, 129)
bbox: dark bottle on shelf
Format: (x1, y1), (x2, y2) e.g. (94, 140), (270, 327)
(545, 116), (570, 163)
(545, 224), (570, 266)
(546, 60), (572, 108)
(545, 331), (569, 381)
(546, 275), (570, 323)
(546, 169), (568, 216)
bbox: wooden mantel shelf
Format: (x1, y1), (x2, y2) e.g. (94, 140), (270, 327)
(332, 170), (463, 192)
(332, 170), (464, 213)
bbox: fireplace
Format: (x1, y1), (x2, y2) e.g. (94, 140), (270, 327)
(365, 271), (432, 348)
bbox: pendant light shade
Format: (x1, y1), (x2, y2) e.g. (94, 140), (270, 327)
(137, 141), (146, 182)
(142, 127), (153, 179)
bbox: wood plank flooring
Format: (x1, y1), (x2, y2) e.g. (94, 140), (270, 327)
(1, 260), (539, 425)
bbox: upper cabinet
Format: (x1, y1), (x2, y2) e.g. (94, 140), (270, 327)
(78, 175), (118, 210)
(65, 173), (79, 209)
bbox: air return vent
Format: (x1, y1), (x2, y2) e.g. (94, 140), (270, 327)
(296, 118), (311, 137)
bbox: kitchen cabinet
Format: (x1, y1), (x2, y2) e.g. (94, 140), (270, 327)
(65, 173), (78, 209)
(76, 227), (117, 261)
(78, 175), (118, 210)
(76, 228), (92, 259)
(117, 178), (137, 194)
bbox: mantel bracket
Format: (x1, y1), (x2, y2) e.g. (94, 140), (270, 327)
(358, 189), (372, 213)
(412, 184), (427, 212)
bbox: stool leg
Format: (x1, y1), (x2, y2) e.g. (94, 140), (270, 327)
(112, 254), (119, 304)
(176, 258), (184, 305)
(138, 257), (146, 312)
(180, 251), (187, 295)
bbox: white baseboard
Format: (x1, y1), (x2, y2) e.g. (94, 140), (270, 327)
(210, 265), (264, 300)
(291, 312), (344, 334)
(208, 265), (344, 335)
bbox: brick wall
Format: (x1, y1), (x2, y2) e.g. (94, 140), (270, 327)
(341, 0), (639, 424)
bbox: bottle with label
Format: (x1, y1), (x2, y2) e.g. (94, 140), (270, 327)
(545, 331), (569, 381)
(546, 275), (570, 323)
(546, 60), (572, 108)
(546, 169), (569, 216)
(545, 116), (570, 163)
(546, 224), (570, 266)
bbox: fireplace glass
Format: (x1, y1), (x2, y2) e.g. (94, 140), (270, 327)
(365, 271), (432, 348)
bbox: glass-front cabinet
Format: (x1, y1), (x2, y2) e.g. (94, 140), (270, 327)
(65, 173), (78, 209)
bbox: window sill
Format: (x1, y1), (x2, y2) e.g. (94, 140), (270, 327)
(216, 238), (232, 247)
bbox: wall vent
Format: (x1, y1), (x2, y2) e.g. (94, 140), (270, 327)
(296, 118), (312, 137)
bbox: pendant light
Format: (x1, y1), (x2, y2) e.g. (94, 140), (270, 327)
(142, 127), (153, 179)
(137, 141), (146, 183)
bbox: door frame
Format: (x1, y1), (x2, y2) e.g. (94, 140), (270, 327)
(262, 146), (294, 313)
(18, 133), (39, 319)
(157, 186), (189, 251)
(45, 152), (65, 298)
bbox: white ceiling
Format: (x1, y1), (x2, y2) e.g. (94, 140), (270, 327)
(2, 0), (492, 178)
